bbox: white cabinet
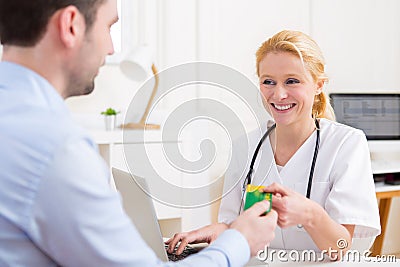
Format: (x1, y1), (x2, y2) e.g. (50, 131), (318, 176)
(90, 129), (184, 234)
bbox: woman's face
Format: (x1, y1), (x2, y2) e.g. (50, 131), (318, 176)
(258, 52), (323, 127)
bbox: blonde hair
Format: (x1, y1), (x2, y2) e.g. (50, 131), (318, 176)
(256, 30), (335, 121)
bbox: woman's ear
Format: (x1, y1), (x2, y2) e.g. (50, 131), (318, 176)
(315, 79), (324, 95)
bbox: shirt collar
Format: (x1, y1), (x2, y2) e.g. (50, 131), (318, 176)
(0, 61), (68, 114)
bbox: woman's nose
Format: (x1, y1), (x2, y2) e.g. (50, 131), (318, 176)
(274, 84), (288, 100)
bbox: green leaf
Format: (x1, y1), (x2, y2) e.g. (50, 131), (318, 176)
(101, 108), (119, 116)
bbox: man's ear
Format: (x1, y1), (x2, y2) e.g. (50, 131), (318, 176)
(58, 6), (86, 48)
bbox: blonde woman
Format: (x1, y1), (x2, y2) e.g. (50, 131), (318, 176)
(167, 30), (380, 256)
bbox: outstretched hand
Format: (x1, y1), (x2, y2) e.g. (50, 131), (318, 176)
(231, 200), (277, 256)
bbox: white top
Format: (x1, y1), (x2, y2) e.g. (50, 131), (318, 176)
(219, 118), (381, 251)
(276, 165), (283, 173)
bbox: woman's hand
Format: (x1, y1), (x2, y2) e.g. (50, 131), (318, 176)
(263, 182), (354, 258)
(165, 223), (228, 255)
(262, 182), (317, 228)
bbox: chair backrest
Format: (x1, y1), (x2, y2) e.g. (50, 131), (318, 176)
(210, 174), (225, 223)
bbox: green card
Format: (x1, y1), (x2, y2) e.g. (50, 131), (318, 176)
(243, 185), (272, 214)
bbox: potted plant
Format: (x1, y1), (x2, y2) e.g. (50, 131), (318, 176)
(101, 107), (119, 131)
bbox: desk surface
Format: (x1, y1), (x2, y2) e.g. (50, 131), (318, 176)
(88, 129), (166, 144)
(375, 182), (400, 193)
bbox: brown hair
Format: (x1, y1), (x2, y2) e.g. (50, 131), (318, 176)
(0, 0), (106, 46)
(256, 30), (335, 121)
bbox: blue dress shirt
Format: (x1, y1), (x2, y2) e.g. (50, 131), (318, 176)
(0, 61), (250, 267)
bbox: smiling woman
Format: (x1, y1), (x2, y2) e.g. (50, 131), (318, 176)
(167, 30), (381, 261)
(220, 30), (380, 255)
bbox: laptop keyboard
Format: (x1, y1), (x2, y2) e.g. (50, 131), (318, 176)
(165, 245), (200, 261)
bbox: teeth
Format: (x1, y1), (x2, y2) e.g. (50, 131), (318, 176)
(274, 104), (294, 111)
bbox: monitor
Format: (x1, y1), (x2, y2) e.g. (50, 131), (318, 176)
(329, 93), (400, 140)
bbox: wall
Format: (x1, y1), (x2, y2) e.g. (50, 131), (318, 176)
(65, 0), (400, 254)
(311, 0), (400, 93)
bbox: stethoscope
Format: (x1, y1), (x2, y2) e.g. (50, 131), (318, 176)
(238, 119), (320, 215)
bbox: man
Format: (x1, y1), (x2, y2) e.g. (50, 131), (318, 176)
(0, 0), (277, 266)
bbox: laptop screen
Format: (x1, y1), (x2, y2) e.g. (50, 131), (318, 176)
(330, 93), (400, 140)
(112, 168), (169, 262)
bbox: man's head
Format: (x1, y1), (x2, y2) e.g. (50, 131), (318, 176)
(0, 0), (118, 98)
(0, 0), (106, 47)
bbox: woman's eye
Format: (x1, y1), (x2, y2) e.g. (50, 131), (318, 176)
(286, 78), (300, 85)
(262, 79), (275, 85)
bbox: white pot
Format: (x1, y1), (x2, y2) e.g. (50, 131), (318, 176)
(104, 115), (116, 131)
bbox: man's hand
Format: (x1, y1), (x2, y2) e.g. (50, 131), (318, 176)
(230, 200), (277, 256)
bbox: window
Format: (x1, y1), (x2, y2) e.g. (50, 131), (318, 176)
(107, 0), (136, 64)
(110, 0), (122, 54)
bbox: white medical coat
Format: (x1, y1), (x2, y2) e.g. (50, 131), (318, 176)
(218, 119), (381, 251)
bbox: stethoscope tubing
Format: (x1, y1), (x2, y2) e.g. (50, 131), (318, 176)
(239, 119), (320, 214)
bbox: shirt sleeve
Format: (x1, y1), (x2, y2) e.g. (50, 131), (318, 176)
(325, 130), (381, 238)
(172, 229), (250, 267)
(28, 135), (250, 267)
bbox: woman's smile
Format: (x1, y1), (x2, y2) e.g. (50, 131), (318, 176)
(271, 103), (296, 112)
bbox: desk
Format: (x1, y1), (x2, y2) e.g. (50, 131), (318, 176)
(372, 182), (400, 256)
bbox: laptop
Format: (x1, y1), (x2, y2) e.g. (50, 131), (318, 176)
(111, 168), (203, 262)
